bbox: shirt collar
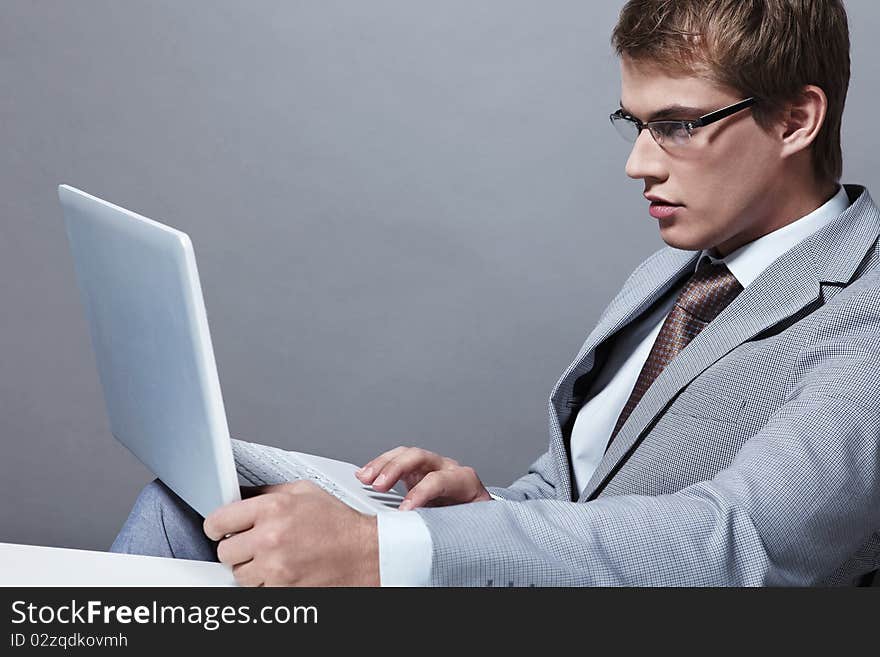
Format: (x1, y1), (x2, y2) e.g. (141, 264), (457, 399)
(697, 185), (851, 287)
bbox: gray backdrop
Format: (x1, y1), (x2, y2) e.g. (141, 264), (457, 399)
(2, 1), (877, 552)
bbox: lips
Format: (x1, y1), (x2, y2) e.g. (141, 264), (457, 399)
(648, 201), (683, 220)
(645, 194), (683, 220)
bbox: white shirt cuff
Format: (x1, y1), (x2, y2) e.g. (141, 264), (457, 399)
(376, 510), (433, 586)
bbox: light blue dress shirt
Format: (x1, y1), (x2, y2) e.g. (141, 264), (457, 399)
(377, 185), (851, 586)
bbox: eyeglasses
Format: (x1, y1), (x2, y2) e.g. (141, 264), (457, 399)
(610, 97), (757, 147)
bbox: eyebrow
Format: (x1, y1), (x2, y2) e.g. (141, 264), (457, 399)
(618, 101), (711, 121)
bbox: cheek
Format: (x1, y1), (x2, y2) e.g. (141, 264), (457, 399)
(720, 121), (779, 183)
(672, 160), (730, 225)
(676, 129), (777, 226)
(680, 179), (754, 242)
(658, 163), (753, 250)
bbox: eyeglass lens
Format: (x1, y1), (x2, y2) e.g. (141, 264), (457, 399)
(611, 115), (691, 146)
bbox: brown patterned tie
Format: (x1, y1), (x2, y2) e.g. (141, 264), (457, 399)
(607, 257), (744, 445)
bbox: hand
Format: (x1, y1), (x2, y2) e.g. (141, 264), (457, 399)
(356, 446), (492, 510)
(203, 481), (379, 587)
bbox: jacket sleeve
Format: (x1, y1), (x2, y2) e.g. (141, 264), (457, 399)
(414, 322), (880, 586)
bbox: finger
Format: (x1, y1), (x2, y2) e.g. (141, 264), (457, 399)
(216, 530), (258, 566)
(399, 455), (458, 490)
(372, 449), (444, 492)
(356, 446), (411, 482)
(355, 446), (409, 483)
(399, 470), (466, 510)
(232, 560), (263, 587)
(203, 496), (265, 541)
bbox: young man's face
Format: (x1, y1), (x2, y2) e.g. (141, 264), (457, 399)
(619, 56), (784, 256)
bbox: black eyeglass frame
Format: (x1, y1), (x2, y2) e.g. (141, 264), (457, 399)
(610, 97), (758, 144)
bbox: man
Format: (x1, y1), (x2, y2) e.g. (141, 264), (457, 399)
(112, 0), (880, 585)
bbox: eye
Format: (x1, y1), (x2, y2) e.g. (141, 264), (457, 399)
(650, 122), (691, 145)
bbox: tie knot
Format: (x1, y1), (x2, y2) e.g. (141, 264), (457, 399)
(675, 260), (743, 323)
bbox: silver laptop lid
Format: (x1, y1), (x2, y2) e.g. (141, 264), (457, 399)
(59, 184), (240, 517)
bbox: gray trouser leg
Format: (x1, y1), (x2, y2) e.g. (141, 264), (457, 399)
(110, 479), (218, 562)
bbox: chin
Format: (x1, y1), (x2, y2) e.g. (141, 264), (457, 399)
(660, 217), (723, 251)
(658, 226), (714, 253)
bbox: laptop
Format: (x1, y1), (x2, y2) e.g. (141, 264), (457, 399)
(59, 184), (405, 517)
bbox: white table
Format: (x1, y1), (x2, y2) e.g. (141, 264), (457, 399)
(0, 542), (236, 586)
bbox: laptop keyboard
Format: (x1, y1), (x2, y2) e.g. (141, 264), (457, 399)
(231, 439), (349, 502)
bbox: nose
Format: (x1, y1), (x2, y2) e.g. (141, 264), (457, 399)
(624, 129), (668, 181)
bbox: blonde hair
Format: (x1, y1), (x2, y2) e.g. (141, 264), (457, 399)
(612, 0), (850, 182)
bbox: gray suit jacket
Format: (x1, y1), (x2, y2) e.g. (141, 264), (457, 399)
(414, 184), (880, 586)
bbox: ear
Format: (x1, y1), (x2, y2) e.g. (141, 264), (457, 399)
(779, 85), (828, 160)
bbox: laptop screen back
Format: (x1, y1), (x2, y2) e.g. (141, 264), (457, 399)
(59, 184), (240, 517)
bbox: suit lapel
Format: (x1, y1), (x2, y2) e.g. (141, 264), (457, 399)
(547, 247), (700, 500)
(578, 184), (880, 501)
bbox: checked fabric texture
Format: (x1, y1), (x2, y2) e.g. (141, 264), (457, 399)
(608, 257), (744, 443)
